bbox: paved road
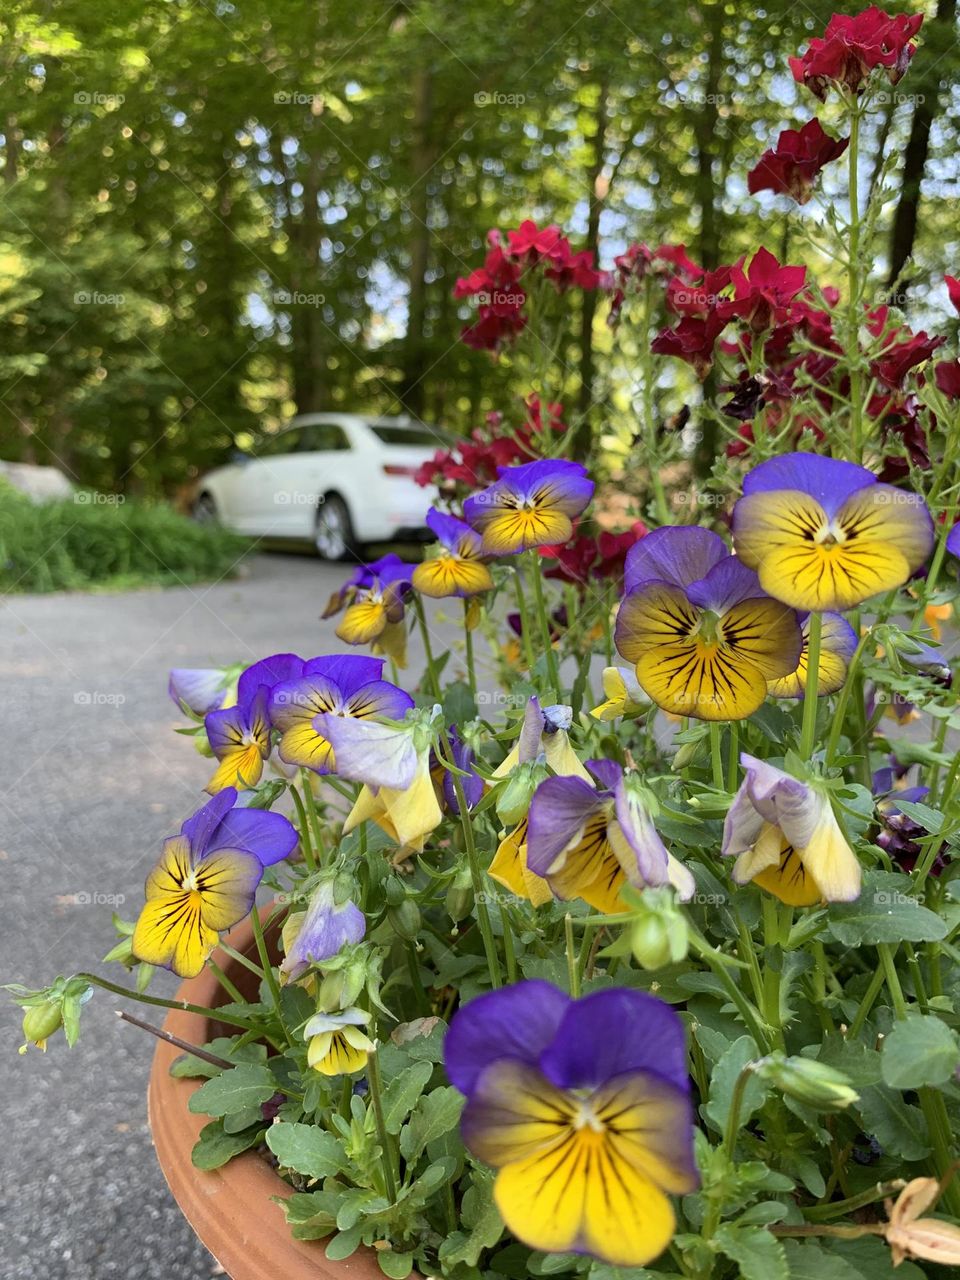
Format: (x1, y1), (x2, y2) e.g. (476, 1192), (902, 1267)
(0, 553), (457, 1280)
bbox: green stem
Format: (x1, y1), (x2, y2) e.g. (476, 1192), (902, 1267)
(289, 785), (317, 874)
(300, 769), (325, 866)
(250, 907), (291, 1045)
(848, 961), (887, 1037)
(366, 1048), (399, 1203)
(824, 627), (871, 765)
(702, 1064), (757, 1244)
(463, 598), (477, 702)
(414, 596), (444, 702)
(688, 928), (770, 1051)
(726, 722), (740, 792)
(846, 105), (863, 463)
(218, 941), (266, 981)
(799, 611), (823, 759)
(75, 973), (258, 1031)
(709, 723), (724, 791)
(564, 914), (580, 997)
(527, 549), (560, 695)
(207, 958), (246, 1005)
(762, 896), (786, 1051)
(512, 565), (538, 676)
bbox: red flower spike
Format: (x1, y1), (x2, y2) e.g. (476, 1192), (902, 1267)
(747, 119), (849, 205)
(946, 275), (960, 315)
(717, 247), (807, 333)
(790, 6), (924, 101)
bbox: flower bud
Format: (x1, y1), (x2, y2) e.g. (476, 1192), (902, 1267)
(755, 1052), (858, 1111)
(496, 761), (546, 827)
(445, 868), (474, 922)
(629, 891), (689, 971)
(387, 898), (421, 941)
(21, 1000), (63, 1053)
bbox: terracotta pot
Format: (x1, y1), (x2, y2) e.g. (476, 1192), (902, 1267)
(148, 911), (386, 1280)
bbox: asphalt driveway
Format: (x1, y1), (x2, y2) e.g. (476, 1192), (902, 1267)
(0, 553), (454, 1279)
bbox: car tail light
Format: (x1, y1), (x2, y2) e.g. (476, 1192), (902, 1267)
(382, 463), (418, 477)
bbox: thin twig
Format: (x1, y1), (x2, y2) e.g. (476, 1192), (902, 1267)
(116, 1009), (235, 1070)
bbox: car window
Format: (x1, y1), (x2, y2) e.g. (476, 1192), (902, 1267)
(369, 423), (441, 446)
(255, 428), (300, 456)
(298, 424), (351, 452)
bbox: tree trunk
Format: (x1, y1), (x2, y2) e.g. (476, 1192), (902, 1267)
(289, 122), (327, 413)
(399, 65), (435, 417)
(885, 0), (957, 292)
(573, 78), (610, 458)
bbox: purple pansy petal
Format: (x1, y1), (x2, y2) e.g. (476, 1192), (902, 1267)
(442, 729), (483, 814)
(613, 778), (671, 886)
(444, 980), (571, 1096)
(541, 703), (573, 734)
(722, 754), (818, 856)
(538, 988), (690, 1095)
(205, 703), (249, 757)
(586, 758), (622, 792)
(302, 654), (386, 692)
(181, 789), (238, 855)
(280, 882), (366, 980)
(314, 714), (418, 789)
(526, 774), (608, 876)
(426, 507), (479, 554)
(270, 674), (344, 729)
(498, 459), (594, 516)
(742, 452), (876, 518)
(516, 696), (546, 764)
(947, 524), (960, 561)
(207, 806), (299, 867)
(343, 680), (416, 721)
(686, 557), (765, 614)
(168, 668), (230, 716)
(624, 526), (727, 593)
(236, 654), (305, 709)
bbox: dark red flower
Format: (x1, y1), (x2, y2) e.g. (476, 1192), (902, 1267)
(946, 275), (960, 315)
(651, 311), (728, 379)
(871, 330), (945, 390)
(790, 7), (924, 101)
(606, 243), (700, 325)
(935, 360), (960, 400)
(540, 522), (647, 589)
(504, 220), (569, 264)
(747, 119), (849, 204)
(666, 266), (732, 316)
(716, 247), (807, 333)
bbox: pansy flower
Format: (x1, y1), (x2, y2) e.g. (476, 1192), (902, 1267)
(722, 754), (861, 905)
(526, 760), (695, 912)
(203, 653), (304, 794)
(169, 665), (241, 718)
(590, 665), (648, 720)
(303, 1007), (375, 1075)
(732, 453), (934, 612)
(492, 696), (591, 783)
(411, 508), (494, 598)
(767, 611), (858, 698)
(318, 710), (443, 857)
(323, 555), (413, 667)
(445, 981), (698, 1266)
(463, 460), (594, 556)
(615, 526), (802, 721)
(132, 788), (298, 978)
(269, 655), (413, 775)
(280, 880), (366, 983)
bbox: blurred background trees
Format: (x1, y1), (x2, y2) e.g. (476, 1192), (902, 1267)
(0, 0), (955, 496)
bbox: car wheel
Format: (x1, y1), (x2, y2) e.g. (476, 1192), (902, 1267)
(193, 492), (219, 525)
(315, 494), (357, 561)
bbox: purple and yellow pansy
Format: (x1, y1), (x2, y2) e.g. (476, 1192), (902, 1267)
(323, 555), (413, 666)
(412, 508), (494, 598)
(463, 459), (594, 555)
(269, 654), (413, 775)
(131, 788), (298, 977)
(445, 981), (698, 1266)
(280, 880), (366, 984)
(732, 453), (934, 612)
(768, 610), (858, 698)
(526, 760), (695, 912)
(615, 526), (802, 721)
(203, 653), (303, 793)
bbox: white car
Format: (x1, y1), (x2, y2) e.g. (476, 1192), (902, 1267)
(194, 414), (443, 560)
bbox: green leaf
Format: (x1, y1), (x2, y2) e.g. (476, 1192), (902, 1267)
(377, 1250), (414, 1279)
(438, 1169), (503, 1267)
(856, 1085), (931, 1160)
(881, 1014), (960, 1088)
(277, 1190), (338, 1241)
(325, 1227), (363, 1261)
(826, 872), (947, 946)
(191, 1118), (265, 1170)
(399, 1086), (464, 1163)
(705, 1036), (768, 1132)
(266, 1122), (346, 1180)
(381, 1061), (433, 1133)
(781, 1240), (865, 1279)
(171, 1038), (267, 1080)
(187, 1063), (277, 1117)
(714, 1223), (788, 1280)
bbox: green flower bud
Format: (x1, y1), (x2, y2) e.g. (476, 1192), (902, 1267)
(21, 1000), (63, 1053)
(387, 898), (421, 941)
(755, 1053), (859, 1112)
(630, 908), (689, 971)
(445, 868), (474, 922)
(496, 761), (547, 827)
(384, 875), (407, 908)
(672, 740), (700, 771)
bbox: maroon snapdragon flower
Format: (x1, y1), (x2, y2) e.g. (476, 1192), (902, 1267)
(789, 7), (924, 101)
(870, 329), (945, 390)
(747, 119), (849, 204)
(935, 360), (960, 400)
(606, 242), (700, 324)
(945, 275), (960, 315)
(717, 247), (807, 333)
(540, 522), (648, 590)
(651, 311), (728, 379)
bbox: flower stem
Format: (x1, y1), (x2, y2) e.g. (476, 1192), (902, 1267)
(366, 1047), (399, 1204)
(527, 549), (560, 695)
(300, 769), (325, 865)
(463, 598), (477, 702)
(824, 626), (871, 765)
(726, 722), (740, 792)
(207, 957), (246, 1005)
(799, 611), (823, 760)
(250, 907), (291, 1045)
(512, 564), (538, 676)
(846, 104), (863, 464)
(289, 784), (317, 874)
(564, 914), (580, 997)
(74, 973), (257, 1032)
(709, 723), (724, 791)
(413, 594), (444, 702)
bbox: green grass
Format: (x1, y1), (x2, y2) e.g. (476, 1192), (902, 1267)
(0, 482), (251, 593)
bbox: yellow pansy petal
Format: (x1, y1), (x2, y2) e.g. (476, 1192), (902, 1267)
(489, 821), (554, 907)
(337, 600), (388, 644)
(412, 556), (494, 598)
(144, 835), (192, 898)
(465, 1059), (577, 1166)
(132, 894), (218, 978)
(188, 847), (262, 931)
(278, 722), (334, 771)
(206, 743), (264, 794)
(768, 613), (853, 698)
(546, 814), (626, 913)
(836, 483), (934, 574)
(733, 489), (829, 570)
(720, 598), (800, 680)
(310, 1030), (370, 1075)
(757, 540), (909, 612)
(481, 508), (573, 555)
(373, 619), (408, 668)
(593, 1070), (699, 1197)
(543, 732), (594, 782)
(797, 809), (861, 903)
(615, 583), (699, 665)
(752, 841), (822, 907)
(635, 640), (768, 722)
(379, 759), (443, 848)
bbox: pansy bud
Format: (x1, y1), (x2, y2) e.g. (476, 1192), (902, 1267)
(496, 761), (547, 827)
(628, 889), (689, 971)
(755, 1052), (858, 1111)
(21, 1000), (63, 1053)
(445, 867), (474, 922)
(387, 897), (422, 941)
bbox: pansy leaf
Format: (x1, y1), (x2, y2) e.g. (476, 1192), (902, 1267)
(266, 1121), (348, 1180)
(438, 1169), (504, 1267)
(377, 1251), (415, 1279)
(881, 1014), (960, 1088)
(381, 1061), (433, 1134)
(191, 1118), (265, 1170)
(325, 1227), (363, 1261)
(827, 1236), (926, 1279)
(826, 872), (947, 946)
(856, 1085), (931, 1160)
(780, 1240), (868, 1280)
(277, 1190), (339, 1240)
(398, 1086), (464, 1163)
(705, 1036), (768, 1133)
(714, 1223), (788, 1280)
(171, 1037), (267, 1080)
(187, 1063), (278, 1117)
